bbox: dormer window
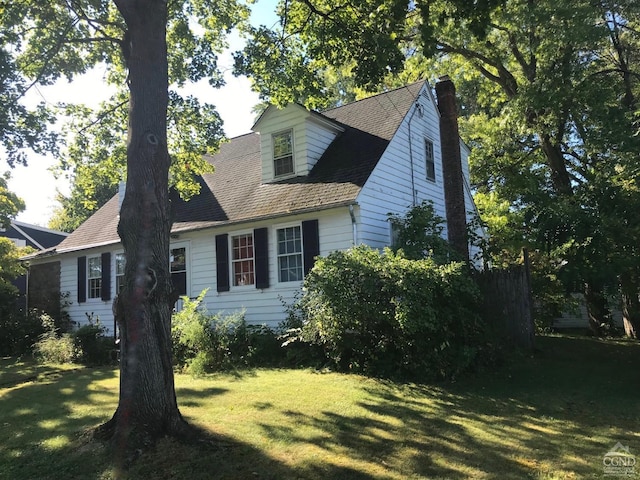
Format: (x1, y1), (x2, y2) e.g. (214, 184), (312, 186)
(273, 129), (294, 177)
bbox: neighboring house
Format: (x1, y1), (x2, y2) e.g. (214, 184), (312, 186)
(1, 221), (68, 311)
(26, 78), (481, 335)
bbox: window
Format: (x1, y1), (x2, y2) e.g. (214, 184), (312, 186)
(272, 130), (294, 177)
(87, 256), (102, 299)
(277, 226), (303, 282)
(170, 247), (187, 295)
(115, 253), (126, 293)
(425, 139), (436, 181)
(232, 234), (254, 286)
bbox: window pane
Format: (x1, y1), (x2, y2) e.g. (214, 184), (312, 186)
(425, 140), (436, 181)
(232, 234), (255, 286)
(171, 247), (186, 273)
(277, 226), (303, 282)
(88, 257), (101, 279)
(273, 131), (294, 176)
(115, 253), (126, 275)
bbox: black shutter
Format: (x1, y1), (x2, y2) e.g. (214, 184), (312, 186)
(215, 234), (230, 292)
(302, 219), (320, 274)
(101, 252), (111, 301)
(77, 256), (87, 303)
(254, 228), (269, 289)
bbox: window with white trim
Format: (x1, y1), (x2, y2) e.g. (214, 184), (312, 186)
(277, 225), (303, 282)
(272, 130), (294, 177)
(232, 233), (255, 286)
(115, 253), (126, 293)
(425, 139), (436, 182)
(87, 256), (102, 299)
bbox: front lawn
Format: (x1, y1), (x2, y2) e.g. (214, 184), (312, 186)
(0, 335), (638, 479)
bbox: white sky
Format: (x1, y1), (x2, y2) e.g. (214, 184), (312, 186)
(4, 0), (277, 227)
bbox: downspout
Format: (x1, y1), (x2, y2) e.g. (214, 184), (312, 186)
(349, 204), (358, 245)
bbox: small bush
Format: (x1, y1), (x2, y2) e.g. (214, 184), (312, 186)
(73, 315), (114, 365)
(172, 290), (276, 374)
(33, 313), (80, 364)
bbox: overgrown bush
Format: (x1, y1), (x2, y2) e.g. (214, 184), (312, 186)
(32, 312), (113, 365)
(293, 246), (486, 380)
(73, 314), (114, 365)
(172, 290), (280, 375)
(0, 308), (44, 356)
(33, 313), (80, 364)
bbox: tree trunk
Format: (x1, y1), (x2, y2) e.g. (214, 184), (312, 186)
(96, 0), (190, 456)
(584, 280), (610, 336)
(620, 271), (640, 339)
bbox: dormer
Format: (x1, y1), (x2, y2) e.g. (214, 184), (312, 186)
(252, 103), (345, 183)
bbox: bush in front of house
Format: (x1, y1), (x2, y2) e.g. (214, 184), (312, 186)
(32, 312), (114, 365)
(33, 313), (81, 364)
(291, 245), (486, 380)
(74, 315), (115, 365)
(171, 289), (281, 375)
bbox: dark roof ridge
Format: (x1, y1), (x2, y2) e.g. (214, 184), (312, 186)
(320, 79), (427, 115)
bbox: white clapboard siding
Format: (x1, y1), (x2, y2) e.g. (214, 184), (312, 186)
(357, 86), (447, 248)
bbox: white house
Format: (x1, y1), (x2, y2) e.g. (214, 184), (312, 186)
(26, 79), (481, 335)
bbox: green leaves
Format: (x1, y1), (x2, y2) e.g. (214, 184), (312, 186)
(300, 245), (484, 379)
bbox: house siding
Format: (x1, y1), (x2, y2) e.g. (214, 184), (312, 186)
(357, 87), (447, 248)
(47, 207), (353, 334)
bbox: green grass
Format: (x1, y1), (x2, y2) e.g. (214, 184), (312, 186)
(1, 336), (638, 479)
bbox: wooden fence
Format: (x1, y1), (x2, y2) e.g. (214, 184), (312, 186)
(475, 251), (535, 351)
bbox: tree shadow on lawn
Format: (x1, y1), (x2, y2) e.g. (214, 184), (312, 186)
(0, 367), (367, 480)
(253, 336), (639, 479)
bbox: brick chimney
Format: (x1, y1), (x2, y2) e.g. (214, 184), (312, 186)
(435, 76), (469, 262)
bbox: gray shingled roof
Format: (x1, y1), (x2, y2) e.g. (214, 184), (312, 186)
(50, 81), (426, 254)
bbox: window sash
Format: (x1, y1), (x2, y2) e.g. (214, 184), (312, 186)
(273, 131), (294, 177)
(87, 257), (102, 299)
(232, 234), (255, 286)
(425, 139), (436, 181)
(277, 226), (303, 282)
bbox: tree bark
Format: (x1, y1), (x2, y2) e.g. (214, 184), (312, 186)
(95, 0), (191, 457)
(620, 271), (640, 339)
(584, 281), (610, 336)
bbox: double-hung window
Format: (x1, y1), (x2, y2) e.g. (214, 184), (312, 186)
(87, 256), (102, 299)
(425, 139), (436, 182)
(115, 253), (126, 293)
(272, 130), (294, 177)
(277, 226), (303, 282)
(232, 233), (255, 286)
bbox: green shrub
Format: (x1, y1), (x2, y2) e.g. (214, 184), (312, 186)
(73, 315), (114, 365)
(172, 290), (273, 374)
(0, 308), (44, 356)
(297, 246), (486, 380)
(33, 314), (80, 364)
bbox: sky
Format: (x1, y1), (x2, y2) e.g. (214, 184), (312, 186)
(4, 0), (278, 228)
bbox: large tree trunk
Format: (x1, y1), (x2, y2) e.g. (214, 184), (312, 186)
(584, 280), (610, 336)
(96, 0), (190, 456)
(620, 271), (640, 339)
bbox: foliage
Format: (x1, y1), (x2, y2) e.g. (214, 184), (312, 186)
(295, 245), (485, 380)
(171, 290), (278, 375)
(32, 314), (80, 364)
(73, 314), (114, 365)
(388, 200), (458, 262)
(0, 309), (44, 356)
